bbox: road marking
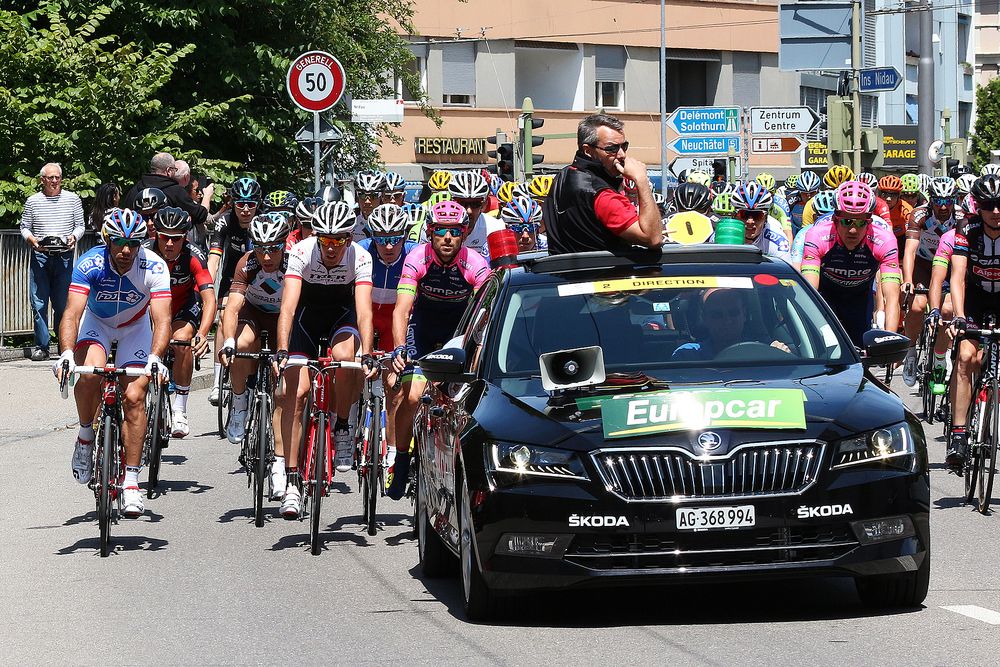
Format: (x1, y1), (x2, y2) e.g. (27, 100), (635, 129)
(942, 605), (1000, 625)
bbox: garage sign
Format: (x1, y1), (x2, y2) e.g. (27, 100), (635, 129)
(601, 389), (807, 439)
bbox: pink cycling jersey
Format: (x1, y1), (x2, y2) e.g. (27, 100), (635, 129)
(397, 244), (490, 306)
(800, 217), (902, 288)
(932, 228), (957, 270)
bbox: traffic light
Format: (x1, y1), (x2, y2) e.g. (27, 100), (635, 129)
(487, 131), (515, 181)
(519, 97), (544, 179)
(825, 95), (853, 154)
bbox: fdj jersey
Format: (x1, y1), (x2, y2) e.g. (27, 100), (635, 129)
(69, 246), (172, 327)
(359, 238), (418, 349)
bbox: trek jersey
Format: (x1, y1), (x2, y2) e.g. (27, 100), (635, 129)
(228, 250), (288, 313)
(800, 218), (902, 290)
(285, 237), (373, 309)
(142, 239), (213, 315)
(69, 246), (171, 327)
(953, 217), (1000, 294)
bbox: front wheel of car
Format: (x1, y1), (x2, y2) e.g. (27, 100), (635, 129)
(459, 471), (501, 622)
(418, 473), (455, 577)
(854, 553), (930, 608)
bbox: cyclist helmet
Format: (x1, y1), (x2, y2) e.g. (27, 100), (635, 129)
(712, 192), (736, 217)
(917, 173), (933, 195)
(500, 195), (543, 226)
(311, 201), (356, 236)
(673, 182), (712, 212)
(496, 181), (517, 204)
(231, 177), (262, 202)
(428, 170), (451, 192)
(153, 206), (192, 234)
(981, 163), (1000, 176)
(709, 180), (734, 197)
(823, 165), (855, 189)
(686, 170), (711, 187)
(448, 170), (489, 200)
(813, 190), (838, 217)
(930, 177), (957, 199)
(315, 184), (342, 202)
(971, 174), (1000, 203)
(784, 174), (800, 190)
(732, 181), (774, 212)
(835, 181), (874, 215)
(426, 191), (452, 207)
(249, 212), (290, 245)
(957, 173), (978, 196)
(488, 173), (502, 195)
(295, 196), (322, 222)
(856, 172), (879, 189)
(900, 174), (921, 194)
(367, 203), (409, 235)
(528, 174), (554, 200)
(798, 171), (821, 193)
(878, 175), (903, 193)
(755, 172), (776, 193)
(355, 170), (386, 194)
(137, 187), (167, 212)
(383, 172), (406, 194)
(102, 208), (146, 243)
(513, 182), (534, 200)
(430, 200), (469, 228)
(402, 202), (428, 225)
(262, 190), (298, 212)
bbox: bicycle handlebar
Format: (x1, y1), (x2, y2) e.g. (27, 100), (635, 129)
(284, 358), (363, 371)
(59, 364), (149, 399)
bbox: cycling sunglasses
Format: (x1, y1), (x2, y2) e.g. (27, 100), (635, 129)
(737, 210), (767, 222)
(372, 234), (405, 246)
(317, 235), (351, 248)
(931, 197), (954, 207)
(507, 223), (538, 235)
(235, 201), (259, 210)
(255, 242), (284, 254)
(430, 226), (464, 238)
(835, 215), (871, 230)
(157, 233), (186, 241)
(110, 237), (143, 248)
(979, 198), (1000, 212)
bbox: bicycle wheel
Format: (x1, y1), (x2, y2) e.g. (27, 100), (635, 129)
(98, 411), (115, 557)
(366, 394), (383, 536)
(965, 381), (986, 504)
(146, 383), (167, 498)
(358, 404), (372, 525)
(310, 411), (326, 555)
(979, 375), (998, 514)
(253, 393), (271, 528)
(217, 367), (232, 437)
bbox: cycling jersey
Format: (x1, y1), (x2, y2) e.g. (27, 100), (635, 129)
(285, 237), (373, 308)
(769, 203), (792, 235)
(462, 213), (505, 261)
(905, 206), (957, 266)
(886, 200), (914, 240)
(210, 211), (252, 293)
(933, 228), (957, 269)
(954, 217), (1000, 294)
(69, 246), (171, 328)
(800, 217), (901, 290)
(353, 214), (371, 243)
(142, 239), (213, 319)
(709, 216), (791, 263)
(358, 238), (418, 349)
(873, 196), (891, 223)
(229, 250), (288, 313)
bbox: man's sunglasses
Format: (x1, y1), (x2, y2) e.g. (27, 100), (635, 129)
(110, 237), (143, 248)
(235, 201), (258, 210)
(508, 223), (538, 234)
(455, 199), (484, 209)
(317, 235), (351, 248)
(979, 198), (1000, 212)
(359, 191), (380, 200)
(255, 242), (284, 254)
(157, 233), (186, 242)
(589, 141), (629, 154)
(430, 226), (464, 238)
(835, 215), (871, 230)
(931, 197), (955, 207)
(737, 210), (767, 222)
(372, 234), (405, 246)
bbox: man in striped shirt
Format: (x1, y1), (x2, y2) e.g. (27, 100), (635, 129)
(19, 163), (85, 361)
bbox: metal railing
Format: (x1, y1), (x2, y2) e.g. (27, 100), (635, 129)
(0, 230), (100, 345)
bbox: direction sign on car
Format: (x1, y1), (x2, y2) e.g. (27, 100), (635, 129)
(859, 66), (902, 93)
(749, 107), (820, 135)
(751, 136), (805, 154)
(667, 106), (741, 135)
(667, 136), (740, 156)
(286, 50), (347, 113)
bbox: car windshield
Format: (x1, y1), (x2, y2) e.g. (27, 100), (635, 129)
(486, 268), (854, 395)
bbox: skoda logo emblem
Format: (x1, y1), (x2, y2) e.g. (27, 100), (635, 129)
(697, 431), (722, 452)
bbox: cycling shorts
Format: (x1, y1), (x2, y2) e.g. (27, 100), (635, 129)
(237, 303), (279, 347)
(400, 316), (457, 382)
(172, 293), (202, 329)
(821, 286), (874, 348)
(373, 307), (395, 352)
(911, 258), (933, 291)
(964, 289), (1000, 332)
(289, 305), (359, 358)
(75, 309), (153, 368)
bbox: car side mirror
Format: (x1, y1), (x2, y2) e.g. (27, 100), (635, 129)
(861, 329), (910, 368)
(419, 347), (475, 384)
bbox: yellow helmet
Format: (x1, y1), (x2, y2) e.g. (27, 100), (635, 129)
(497, 181), (518, 204)
(528, 174), (554, 200)
(823, 165), (855, 189)
(755, 172), (776, 193)
(428, 170), (451, 192)
(425, 191), (452, 207)
(686, 170), (711, 187)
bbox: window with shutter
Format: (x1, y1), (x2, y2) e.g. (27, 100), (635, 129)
(442, 42), (476, 105)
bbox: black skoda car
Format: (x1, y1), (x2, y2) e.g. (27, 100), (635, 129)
(413, 246), (929, 621)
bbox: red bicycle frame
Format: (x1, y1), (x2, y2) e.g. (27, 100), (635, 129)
(300, 355), (338, 499)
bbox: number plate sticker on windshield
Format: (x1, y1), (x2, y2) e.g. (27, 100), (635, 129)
(676, 505), (756, 531)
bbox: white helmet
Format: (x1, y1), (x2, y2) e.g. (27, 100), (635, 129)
(982, 163), (1000, 176)
(448, 171), (489, 200)
(366, 204), (409, 235)
(311, 201), (356, 235)
(249, 213), (290, 245)
(355, 170), (386, 193)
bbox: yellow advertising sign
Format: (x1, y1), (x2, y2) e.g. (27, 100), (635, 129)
(557, 276), (753, 297)
(803, 141), (828, 167)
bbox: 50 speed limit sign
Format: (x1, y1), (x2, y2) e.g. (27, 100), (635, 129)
(286, 51), (346, 113)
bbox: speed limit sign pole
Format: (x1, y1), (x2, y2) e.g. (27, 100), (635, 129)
(286, 51), (347, 191)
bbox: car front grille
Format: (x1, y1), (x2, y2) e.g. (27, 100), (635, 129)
(593, 441), (824, 502)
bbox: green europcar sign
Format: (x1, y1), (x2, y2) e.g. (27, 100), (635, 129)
(601, 389), (807, 439)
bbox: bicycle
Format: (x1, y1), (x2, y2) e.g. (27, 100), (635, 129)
(960, 317), (1000, 515)
(217, 364), (233, 439)
(59, 341), (149, 557)
(356, 352), (394, 537)
(144, 339), (200, 498)
(229, 330), (276, 528)
(286, 351), (363, 555)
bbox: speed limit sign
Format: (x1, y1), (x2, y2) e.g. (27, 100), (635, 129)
(286, 50), (346, 113)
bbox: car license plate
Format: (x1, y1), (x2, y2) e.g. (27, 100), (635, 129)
(676, 505), (756, 531)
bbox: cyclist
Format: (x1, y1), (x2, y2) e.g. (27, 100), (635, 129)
(878, 174), (912, 252)
(945, 174), (1000, 470)
(801, 181), (902, 346)
(791, 190), (837, 270)
(354, 170), (386, 241)
(686, 170), (711, 187)
(900, 173), (926, 209)
(790, 170), (821, 232)
(664, 182), (713, 244)
(755, 172), (792, 242)
(800, 165), (854, 231)
(288, 196), (321, 246)
(135, 187), (168, 238)
(402, 202), (428, 243)
(528, 174), (554, 205)
(54, 209), (171, 519)
(387, 201), (491, 500)
(857, 172), (891, 222)
(496, 181), (517, 206)
(381, 172), (407, 207)
(145, 207), (216, 437)
(220, 213), (290, 454)
(449, 170), (503, 260)
(710, 190), (736, 224)
(427, 170), (451, 193)
(274, 201), (376, 518)
(716, 181), (791, 262)
(500, 195), (547, 252)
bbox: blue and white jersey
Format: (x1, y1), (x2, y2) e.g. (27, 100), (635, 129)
(69, 246), (171, 328)
(358, 238), (418, 308)
(753, 217), (792, 264)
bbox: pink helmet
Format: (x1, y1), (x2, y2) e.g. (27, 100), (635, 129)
(835, 180), (874, 215)
(430, 200), (469, 227)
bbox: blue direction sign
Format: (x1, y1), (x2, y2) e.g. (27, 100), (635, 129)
(667, 106), (741, 135)
(859, 67), (902, 93)
(668, 136), (741, 156)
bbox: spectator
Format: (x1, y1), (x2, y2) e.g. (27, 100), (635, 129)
(542, 114), (662, 254)
(19, 163), (85, 361)
(89, 182), (120, 232)
(122, 152), (208, 230)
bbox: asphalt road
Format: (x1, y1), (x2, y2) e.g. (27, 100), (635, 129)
(2, 361), (998, 665)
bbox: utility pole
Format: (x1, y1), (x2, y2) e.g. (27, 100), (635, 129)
(918, 0), (935, 174)
(659, 0), (667, 191)
(851, 0), (862, 172)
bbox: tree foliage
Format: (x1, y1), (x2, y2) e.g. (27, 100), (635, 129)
(972, 78), (1000, 171)
(0, 0), (426, 225)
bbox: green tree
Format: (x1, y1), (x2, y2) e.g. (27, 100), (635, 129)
(972, 77), (1000, 171)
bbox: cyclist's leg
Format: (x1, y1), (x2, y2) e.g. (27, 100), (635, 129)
(210, 287), (231, 402)
(330, 321), (361, 472)
(169, 311), (196, 432)
(70, 312), (109, 483)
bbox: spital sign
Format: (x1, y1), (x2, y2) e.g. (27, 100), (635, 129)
(414, 137), (487, 159)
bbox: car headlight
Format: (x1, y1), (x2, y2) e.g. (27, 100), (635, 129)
(832, 422), (914, 471)
(488, 442), (590, 481)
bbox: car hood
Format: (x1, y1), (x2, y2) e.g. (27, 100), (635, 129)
(478, 364), (906, 452)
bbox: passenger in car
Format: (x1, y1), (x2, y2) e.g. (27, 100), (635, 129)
(671, 288), (792, 361)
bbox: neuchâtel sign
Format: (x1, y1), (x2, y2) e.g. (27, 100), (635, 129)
(414, 137), (487, 163)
